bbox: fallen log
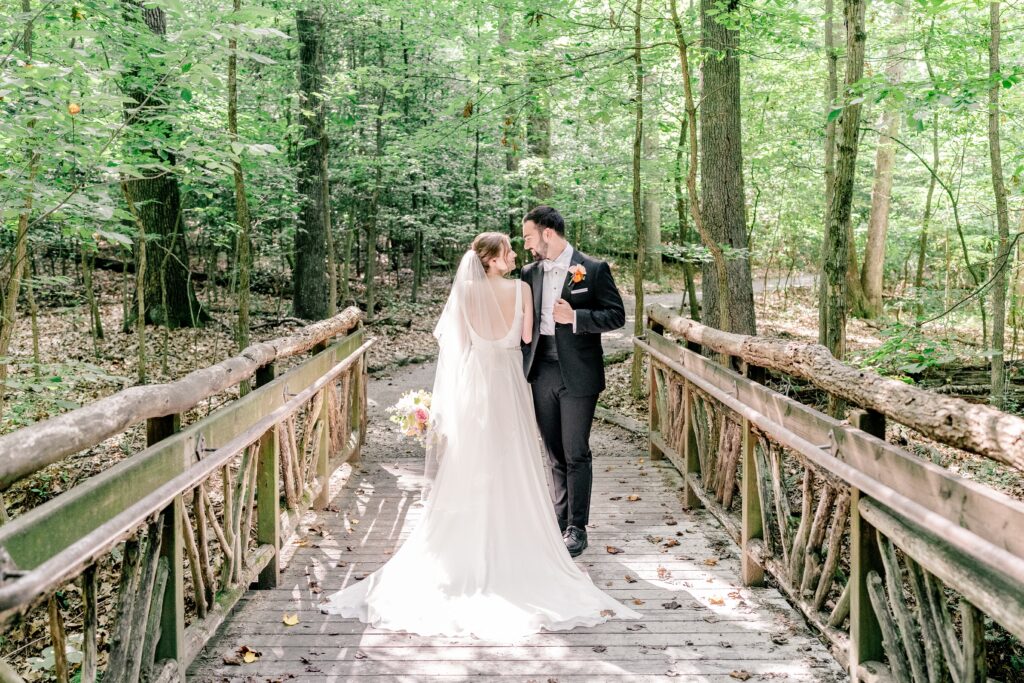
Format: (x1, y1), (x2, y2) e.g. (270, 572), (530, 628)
(0, 307), (363, 490)
(647, 304), (1024, 472)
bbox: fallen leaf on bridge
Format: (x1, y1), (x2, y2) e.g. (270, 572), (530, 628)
(657, 566), (671, 580)
(729, 671), (751, 681)
(592, 645), (607, 653)
(609, 495), (622, 501)
(709, 596), (725, 606)
(663, 539), (680, 548)
(703, 557), (718, 566)
(662, 600), (681, 610)
(606, 545), (624, 554)
(600, 609), (616, 617)
(283, 613), (300, 626)
(627, 495), (641, 502)
(624, 574), (638, 583)
(632, 599), (645, 605)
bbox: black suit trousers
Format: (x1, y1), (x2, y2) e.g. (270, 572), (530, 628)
(531, 358), (598, 531)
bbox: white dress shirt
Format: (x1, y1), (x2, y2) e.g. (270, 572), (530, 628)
(540, 244), (576, 335)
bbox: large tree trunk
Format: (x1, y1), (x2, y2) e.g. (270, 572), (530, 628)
(699, 0), (755, 335)
(122, 2), (205, 329)
(988, 0), (1010, 409)
(820, 0), (867, 362)
(630, 0), (647, 398)
(293, 7), (330, 321)
(860, 5), (905, 318)
(643, 71), (662, 281)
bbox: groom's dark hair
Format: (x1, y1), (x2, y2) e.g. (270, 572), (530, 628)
(523, 206), (565, 236)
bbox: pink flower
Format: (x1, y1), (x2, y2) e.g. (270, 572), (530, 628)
(415, 408), (429, 423)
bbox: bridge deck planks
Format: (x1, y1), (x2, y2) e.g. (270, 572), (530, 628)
(190, 432), (846, 682)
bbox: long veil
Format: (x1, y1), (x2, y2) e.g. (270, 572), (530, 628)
(423, 250), (513, 500)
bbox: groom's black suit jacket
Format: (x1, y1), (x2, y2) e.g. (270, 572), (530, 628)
(521, 249), (626, 397)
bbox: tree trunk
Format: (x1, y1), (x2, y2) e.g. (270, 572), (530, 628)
(293, 7), (330, 321)
(675, 117), (700, 320)
(699, 0), (755, 336)
(860, 5), (905, 318)
(0, 1), (38, 420)
(229, 0), (254, 394)
(121, 2), (205, 329)
(643, 71), (662, 281)
(525, 13), (552, 205)
(366, 25), (387, 322)
(988, 0), (1010, 409)
(820, 0), (867, 364)
(630, 0), (647, 398)
(914, 114), (938, 321)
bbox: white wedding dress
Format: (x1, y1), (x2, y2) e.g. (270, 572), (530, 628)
(321, 251), (640, 639)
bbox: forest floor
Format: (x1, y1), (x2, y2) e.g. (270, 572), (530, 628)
(3, 262), (1022, 523)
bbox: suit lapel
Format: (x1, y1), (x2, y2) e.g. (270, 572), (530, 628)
(561, 250), (584, 300)
(532, 264), (544, 317)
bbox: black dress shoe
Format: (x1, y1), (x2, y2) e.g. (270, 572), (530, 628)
(564, 526), (588, 557)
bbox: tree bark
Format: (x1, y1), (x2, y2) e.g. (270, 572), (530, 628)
(643, 71), (662, 281)
(988, 0), (1010, 409)
(675, 117), (700, 320)
(819, 0), (867, 362)
(293, 7), (330, 321)
(630, 0), (647, 398)
(860, 5), (905, 318)
(525, 14), (552, 205)
(699, 0), (755, 335)
(0, 0), (38, 420)
(121, 2), (205, 329)
(229, 0), (254, 392)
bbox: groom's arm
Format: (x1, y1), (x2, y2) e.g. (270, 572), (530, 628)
(573, 260), (626, 335)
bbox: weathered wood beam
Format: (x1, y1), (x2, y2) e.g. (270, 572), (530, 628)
(0, 307), (362, 490)
(648, 304), (1024, 471)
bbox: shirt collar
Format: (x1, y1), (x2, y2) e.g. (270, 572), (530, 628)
(549, 243), (574, 268)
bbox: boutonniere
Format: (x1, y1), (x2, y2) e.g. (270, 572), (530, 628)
(569, 264), (587, 284)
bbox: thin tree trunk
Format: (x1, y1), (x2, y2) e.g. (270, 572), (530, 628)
(0, 2), (38, 421)
(860, 5), (905, 318)
(630, 0), (647, 398)
(229, 0), (253, 393)
(122, 186), (148, 384)
(988, 0), (1010, 409)
(914, 113), (939, 321)
(675, 117), (699, 320)
(820, 0), (867, 369)
(643, 71), (662, 281)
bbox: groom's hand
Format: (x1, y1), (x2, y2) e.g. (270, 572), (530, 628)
(553, 298), (575, 325)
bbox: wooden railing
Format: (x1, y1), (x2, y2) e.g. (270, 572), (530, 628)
(0, 308), (371, 682)
(637, 304), (1024, 683)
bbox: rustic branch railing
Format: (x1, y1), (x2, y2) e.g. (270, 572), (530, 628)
(638, 304), (1024, 683)
(0, 308), (371, 682)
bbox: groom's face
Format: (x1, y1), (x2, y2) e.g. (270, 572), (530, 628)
(523, 220), (550, 260)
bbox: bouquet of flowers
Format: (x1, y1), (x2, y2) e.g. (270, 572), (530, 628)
(386, 390), (432, 446)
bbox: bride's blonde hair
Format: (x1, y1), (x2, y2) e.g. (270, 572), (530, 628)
(471, 232), (512, 273)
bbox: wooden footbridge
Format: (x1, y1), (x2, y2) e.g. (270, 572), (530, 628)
(0, 305), (1022, 682)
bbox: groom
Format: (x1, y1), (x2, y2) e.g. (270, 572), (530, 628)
(520, 206), (626, 557)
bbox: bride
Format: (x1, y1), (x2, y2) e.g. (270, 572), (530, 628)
(321, 232), (641, 639)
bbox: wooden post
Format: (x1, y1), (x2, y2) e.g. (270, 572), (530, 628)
(740, 417), (764, 586)
(960, 600), (987, 683)
(357, 352), (368, 451)
(849, 487), (884, 682)
(147, 415), (184, 679)
(648, 316), (665, 461)
(682, 380), (701, 510)
(254, 362), (279, 589)
(314, 387), (332, 509)
(851, 408), (886, 442)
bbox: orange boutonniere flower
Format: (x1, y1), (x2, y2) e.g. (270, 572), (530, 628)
(569, 264), (586, 284)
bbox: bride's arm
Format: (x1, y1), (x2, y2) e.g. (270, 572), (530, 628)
(521, 281), (533, 344)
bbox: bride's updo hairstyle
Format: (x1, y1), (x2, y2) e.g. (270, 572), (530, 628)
(472, 232), (512, 274)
